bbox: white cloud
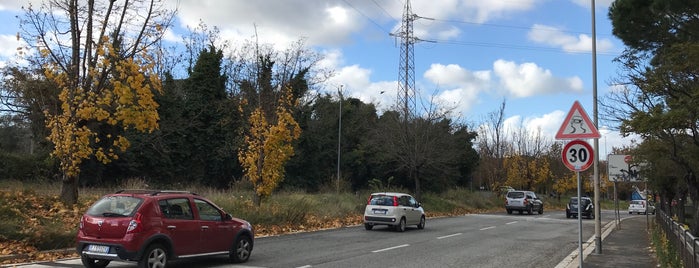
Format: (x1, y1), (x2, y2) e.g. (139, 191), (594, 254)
(527, 24), (615, 53)
(171, 1), (366, 48)
(599, 126), (641, 156)
(420, 61), (584, 113)
(502, 110), (562, 140)
(405, 0), (544, 40)
(162, 28), (181, 43)
(0, 34), (22, 58)
(0, 0), (38, 11)
(169, 0), (548, 49)
(459, 0), (540, 23)
(0, 33), (30, 67)
(423, 63), (491, 113)
(322, 50), (396, 111)
(493, 59), (584, 97)
(524, 110), (566, 139)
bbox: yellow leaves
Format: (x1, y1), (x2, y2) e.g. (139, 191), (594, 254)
(43, 34), (163, 180)
(0, 191), (93, 265)
(115, 135), (130, 151)
(239, 87), (301, 200)
(503, 155), (553, 190)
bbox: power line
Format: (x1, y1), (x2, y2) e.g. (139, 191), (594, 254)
(432, 18), (617, 38)
(370, 0), (397, 21)
(341, 0), (392, 34)
(344, 1), (622, 57)
(431, 39), (622, 56)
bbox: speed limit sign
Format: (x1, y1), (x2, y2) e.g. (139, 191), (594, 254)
(562, 140), (594, 171)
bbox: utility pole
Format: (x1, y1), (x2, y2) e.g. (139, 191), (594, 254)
(591, 0), (603, 254)
(337, 85), (343, 193)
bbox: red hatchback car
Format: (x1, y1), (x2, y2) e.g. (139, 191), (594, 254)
(76, 190), (254, 268)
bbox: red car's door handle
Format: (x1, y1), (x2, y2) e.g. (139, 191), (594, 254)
(167, 225), (176, 230)
(201, 226), (209, 230)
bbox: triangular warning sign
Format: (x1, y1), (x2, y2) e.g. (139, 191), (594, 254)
(555, 101), (600, 140)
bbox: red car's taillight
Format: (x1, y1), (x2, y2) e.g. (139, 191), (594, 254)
(126, 212), (143, 233)
(79, 215), (85, 230)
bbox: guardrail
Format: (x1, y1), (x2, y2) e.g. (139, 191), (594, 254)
(657, 209), (699, 268)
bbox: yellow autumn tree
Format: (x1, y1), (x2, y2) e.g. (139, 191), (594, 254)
(23, 0), (173, 205)
(239, 87), (301, 205)
(554, 171), (594, 196)
(553, 172), (578, 195)
(504, 154), (553, 191)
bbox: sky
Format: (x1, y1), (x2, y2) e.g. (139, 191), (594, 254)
(0, 0), (640, 157)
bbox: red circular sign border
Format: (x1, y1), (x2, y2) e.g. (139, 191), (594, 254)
(561, 140), (594, 172)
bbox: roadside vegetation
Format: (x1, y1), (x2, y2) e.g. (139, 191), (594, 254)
(0, 179), (625, 265)
(0, 0), (696, 266)
(651, 223), (682, 268)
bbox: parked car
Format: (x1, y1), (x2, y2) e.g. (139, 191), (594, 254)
(364, 192), (425, 232)
(628, 199), (656, 215)
(505, 190), (544, 215)
(566, 196), (594, 219)
(76, 190), (254, 268)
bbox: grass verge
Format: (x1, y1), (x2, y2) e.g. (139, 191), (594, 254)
(0, 180), (629, 264)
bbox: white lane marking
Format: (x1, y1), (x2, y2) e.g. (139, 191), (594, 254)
(437, 233), (462, 239)
(372, 244), (410, 253)
(296, 266), (312, 268)
(480, 226), (496, 231)
(506, 221), (518, 225)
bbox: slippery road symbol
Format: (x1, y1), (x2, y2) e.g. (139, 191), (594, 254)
(570, 115), (587, 134)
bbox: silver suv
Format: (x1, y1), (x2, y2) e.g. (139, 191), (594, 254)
(505, 190), (544, 215)
(363, 192), (425, 232)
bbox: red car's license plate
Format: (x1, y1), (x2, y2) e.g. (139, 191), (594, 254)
(87, 244), (110, 253)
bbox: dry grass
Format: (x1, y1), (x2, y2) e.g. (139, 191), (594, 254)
(0, 179), (526, 264)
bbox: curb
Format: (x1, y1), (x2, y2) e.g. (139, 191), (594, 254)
(554, 217), (626, 268)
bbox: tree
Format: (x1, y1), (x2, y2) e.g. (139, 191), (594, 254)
(607, 0), (699, 233)
(0, 66), (59, 145)
(285, 94), (380, 191)
(372, 102), (476, 199)
(476, 99), (507, 190)
(179, 45), (237, 184)
(235, 37), (323, 204)
(239, 86), (300, 205)
(21, 0), (174, 205)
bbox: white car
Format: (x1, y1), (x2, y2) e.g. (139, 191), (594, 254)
(363, 192), (425, 232)
(628, 200), (656, 214)
(505, 190), (544, 215)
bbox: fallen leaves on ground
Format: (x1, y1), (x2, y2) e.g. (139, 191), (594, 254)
(0, 240), (78, 265)
(0, 190), (487, 265)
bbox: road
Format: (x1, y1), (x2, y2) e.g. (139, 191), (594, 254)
(9, 210), (630, 268)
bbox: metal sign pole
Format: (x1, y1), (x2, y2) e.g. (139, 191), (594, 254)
(577, 171), (583, 268)
(614, 181), (620, 227)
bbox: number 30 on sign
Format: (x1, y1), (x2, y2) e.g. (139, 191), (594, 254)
(562, 140), (594, 171)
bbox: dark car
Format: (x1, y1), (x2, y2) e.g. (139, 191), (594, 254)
(76, 190), (254, 268)
(505, 190), (544, 215)
(566, 196), (594, 219)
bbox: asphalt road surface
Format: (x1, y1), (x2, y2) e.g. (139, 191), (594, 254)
(9, 210), (629, 268)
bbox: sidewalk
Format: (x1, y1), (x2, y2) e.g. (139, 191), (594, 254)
(583, 215), (656, 267)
